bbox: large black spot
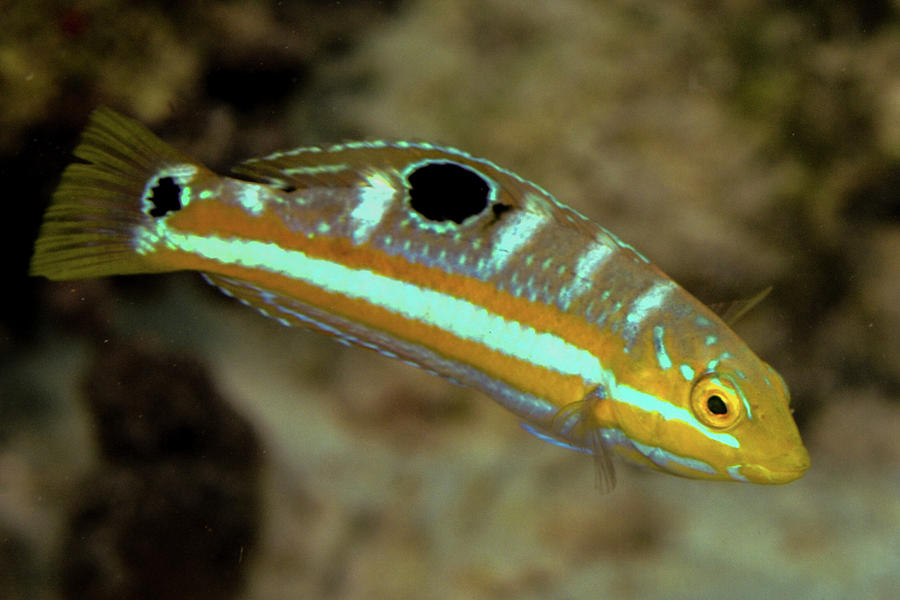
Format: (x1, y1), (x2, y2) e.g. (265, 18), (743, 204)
(147, 177), (182, 218)
(407, 162), (490, 224)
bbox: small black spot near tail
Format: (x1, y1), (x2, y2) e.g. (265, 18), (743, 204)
(147, 177), (182, 217)
(30, 106), (202, 280)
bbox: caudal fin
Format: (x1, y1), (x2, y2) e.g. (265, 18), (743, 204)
(31, 107), (200, 280)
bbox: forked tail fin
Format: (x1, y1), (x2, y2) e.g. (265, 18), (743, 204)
(31, 107), (200, 280)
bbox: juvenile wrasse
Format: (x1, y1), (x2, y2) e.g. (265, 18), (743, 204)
(31, 108), (810, 489)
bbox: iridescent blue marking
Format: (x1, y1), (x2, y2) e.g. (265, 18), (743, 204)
(602, 229), (650, 263)
(623, 281), (675, 344)
(724, 374), (752, 419)
(557, 244), (614, 311)
(282, 163), (349, 176)
(652, 325), (672, 370)
(485, 205), (549, 274)
(349, 170), (396, 243)
(519, 422), (590, 454)
(596, 300), (622, 328)
(234, 183), (267, 216)
(727, 465), (749, 482)
(602, 429), (717, 474)
(707, 352), (731, 373)
(141, 165), (197, 217)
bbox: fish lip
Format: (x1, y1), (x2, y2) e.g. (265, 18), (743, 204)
(740, 455), (810, 484)
(759, 468), (806, 484)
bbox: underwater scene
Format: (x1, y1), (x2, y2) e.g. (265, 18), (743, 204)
(2, 1), (898, 599)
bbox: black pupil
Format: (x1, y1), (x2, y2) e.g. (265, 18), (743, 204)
(407, 162), (490, 224)
(707, 395), (728, 415)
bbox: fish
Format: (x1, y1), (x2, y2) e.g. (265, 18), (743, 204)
(31, 107), (810, 489)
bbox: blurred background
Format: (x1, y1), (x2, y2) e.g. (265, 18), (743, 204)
(1, 1), (898, 598)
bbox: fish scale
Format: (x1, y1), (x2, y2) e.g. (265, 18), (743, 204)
(30, 107), (809, 490)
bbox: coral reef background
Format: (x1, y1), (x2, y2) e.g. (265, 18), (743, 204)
(1, 1), (898, 598)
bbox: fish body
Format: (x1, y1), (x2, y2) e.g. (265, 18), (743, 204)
(31, 108), (809, 488)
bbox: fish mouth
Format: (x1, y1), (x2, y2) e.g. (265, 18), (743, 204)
(738, 448), (811, 484)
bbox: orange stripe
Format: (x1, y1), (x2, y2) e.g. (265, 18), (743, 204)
(165, 201), (631, 369)
(149, 248), (587, 408)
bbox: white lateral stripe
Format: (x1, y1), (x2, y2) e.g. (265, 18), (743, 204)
(613, 382), (739, 448)
(152, 229), (611, 385)
(350, 171), (396, 243)
(486, 206), (548, 273)
(558, 244), (613, 309)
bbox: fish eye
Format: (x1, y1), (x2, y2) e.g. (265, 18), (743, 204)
(690, 373), (742, 429)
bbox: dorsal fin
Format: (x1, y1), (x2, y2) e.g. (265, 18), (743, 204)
(228, 141), (459, 192)
(709, 286), (773, 326)
(228, 144), (363, 191)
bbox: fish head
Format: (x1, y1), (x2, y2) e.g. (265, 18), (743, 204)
(606, 336), (810, 484)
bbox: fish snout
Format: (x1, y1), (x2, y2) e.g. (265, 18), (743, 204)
(740, 446), (811, 484)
